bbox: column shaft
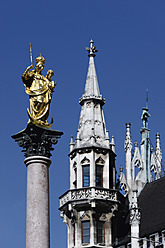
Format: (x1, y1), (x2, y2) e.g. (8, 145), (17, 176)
(25, 156), (51, 248)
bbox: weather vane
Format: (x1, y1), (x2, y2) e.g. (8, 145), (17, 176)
(86, 39), (98, 57)
(145, 89), (151, 109)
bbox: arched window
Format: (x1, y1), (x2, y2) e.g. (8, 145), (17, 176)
(82, 165), (90, 187)
(97, 221), (105, 244)
(96, 157), (105, 187)
(82, 221), (90, 244)
(96, 165), (103, 187)
(81, 157), (90, 187)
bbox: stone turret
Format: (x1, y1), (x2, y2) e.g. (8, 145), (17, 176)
(59, 40), (119, 248)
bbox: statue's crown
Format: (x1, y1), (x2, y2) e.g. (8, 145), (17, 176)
(36, 53), (45, 64)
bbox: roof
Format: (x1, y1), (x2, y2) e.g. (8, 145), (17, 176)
(113, 176), (165, 246)
(139, 176), (165, 237)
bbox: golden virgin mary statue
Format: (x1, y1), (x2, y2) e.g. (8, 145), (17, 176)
(22, 54), (56, 128)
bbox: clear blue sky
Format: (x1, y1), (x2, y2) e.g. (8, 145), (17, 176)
(1, 1), (165, 247)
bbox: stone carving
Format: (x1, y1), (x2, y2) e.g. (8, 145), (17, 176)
(100, 213), (107, 221)
(129, 190), (141, 225)
(71, 189), (92, 200)
(95, 189), (117, 201)
(124, 123), (132, 152)
(60, 193), (70, 206)
(80, 211), (90, 220)
(73, 161), (77, 169)
(95, 120), (101, 125)
(71, 209), (77, 224)
(132, 142), (143, 171)
(130, 203), (141, 225)
(60, 188), (118, 208)
(84, 120), (92, 125)
(96, 156), (105, 165)
(12, 123), (63, 158)
(94, 103), (99, 108)
(81, 157), (90, 164)
(86, 101), (92, 108)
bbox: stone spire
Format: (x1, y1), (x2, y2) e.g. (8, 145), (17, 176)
(140, 95), (151, 184)
(75, 40), (109, 149)
(125, 123), (133, 189)
(154, 131), (162, 179)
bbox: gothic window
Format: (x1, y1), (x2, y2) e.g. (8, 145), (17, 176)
(97, 221), (105, 244)
(82, 165), (90, 187)
(96, 165), (103, 187)
(95, 157), (104, 187)
(82, 221), (90, 244)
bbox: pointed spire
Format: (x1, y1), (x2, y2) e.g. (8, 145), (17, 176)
(134, 140), (138, 147)
(124, 123), (132, 152)
(79, 39), (105, 104)
(73, 40), (110, 149)
(111, 136), (115, 153)
(70, 135), (74, 152)
(155, 131), (162, 178)
(156, 131), (161, 152)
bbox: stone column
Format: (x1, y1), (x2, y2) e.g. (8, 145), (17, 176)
(129, 190), (140, 248)
(25, 156), (51, 248)
(12, 123), (63, 248)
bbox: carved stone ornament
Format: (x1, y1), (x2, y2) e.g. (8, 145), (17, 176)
(71, 188), (92, 200)
(12, 123), (63, 158)
(81, 157), (90, 164)
(96, 156), (105, 165)
(80, 211), (90, 220)
(129, 203), (141, 225)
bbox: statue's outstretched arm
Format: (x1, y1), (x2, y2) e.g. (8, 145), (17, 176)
(22, 65), (34, 86)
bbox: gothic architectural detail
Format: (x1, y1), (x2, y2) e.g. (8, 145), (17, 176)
(116, 96), (164, 247)
(12, 123), (63, 158)
(59, 42), (165, 248)
(80, 211), (90, 220)
(96, 156), (105, 165)
(81, 157), (90, 164)
(59, 187), (118, 209)
(124, 123), (132, 152)
(59, 40), (119, 248)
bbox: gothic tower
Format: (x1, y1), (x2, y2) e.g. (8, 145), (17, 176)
(59, 40), (119, 248)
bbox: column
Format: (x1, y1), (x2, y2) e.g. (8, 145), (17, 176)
(12, 123), (63, 248)
(25, 156), (51, 248)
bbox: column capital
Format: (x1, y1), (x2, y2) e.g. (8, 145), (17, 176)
(12, 123), (63, 158)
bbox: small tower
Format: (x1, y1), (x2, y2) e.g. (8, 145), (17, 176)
(59, 40), (119, 248)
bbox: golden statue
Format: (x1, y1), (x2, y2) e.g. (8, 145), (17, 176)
(22, 46), (56, 128)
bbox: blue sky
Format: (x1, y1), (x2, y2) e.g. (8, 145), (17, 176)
(1, 1), (165, 247)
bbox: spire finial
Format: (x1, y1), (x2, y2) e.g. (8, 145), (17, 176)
(145, 89), (150, 109)
(86, 39), (98, 57)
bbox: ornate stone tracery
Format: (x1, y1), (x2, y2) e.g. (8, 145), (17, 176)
(81, 157), (90, 164)
(96, 156), (105, 165)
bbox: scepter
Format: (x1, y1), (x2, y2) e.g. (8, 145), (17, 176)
(29, 42), (33, 66)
